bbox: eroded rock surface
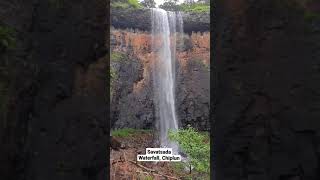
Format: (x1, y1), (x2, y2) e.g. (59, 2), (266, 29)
(110, 28), (210, 130)
(111, 7), (210, 33)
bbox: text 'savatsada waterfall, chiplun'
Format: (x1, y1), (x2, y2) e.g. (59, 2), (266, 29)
(151, 8), (184, 153)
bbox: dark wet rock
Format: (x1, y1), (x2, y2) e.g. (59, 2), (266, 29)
(176, 59), (210, 131)
(110, 29), (210, 131)
(111, 7), (210, 33)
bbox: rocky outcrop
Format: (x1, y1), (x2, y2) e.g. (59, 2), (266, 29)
(110, 28), (210, 130)
(213, 0), (320, 179)
(111, 7), (210, 33)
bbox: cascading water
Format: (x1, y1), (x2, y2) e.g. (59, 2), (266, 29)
(151, 8), (183, 153)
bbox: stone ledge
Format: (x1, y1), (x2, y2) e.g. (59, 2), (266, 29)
(111, 7), (210, 33)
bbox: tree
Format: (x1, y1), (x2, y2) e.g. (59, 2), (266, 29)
(141, 0), (156, 8)
(159, 0), (180, 11)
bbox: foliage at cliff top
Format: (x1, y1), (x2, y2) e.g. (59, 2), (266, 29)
(179, 3), (210, 13)
(168, 126), (210, 178)
(111, 0), (210, 13)
(111, 0), (143, 9)
(159, 0), (210, 13)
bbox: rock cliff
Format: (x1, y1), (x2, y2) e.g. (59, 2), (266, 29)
(110, 28), (210, 130)
(111, 7), (210, 33)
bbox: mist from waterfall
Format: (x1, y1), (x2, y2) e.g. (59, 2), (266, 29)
(151, 8), (183, 153)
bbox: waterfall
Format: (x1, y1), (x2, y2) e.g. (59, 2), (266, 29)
(151, 8), (183, 153)
(177, 12), (184, 51)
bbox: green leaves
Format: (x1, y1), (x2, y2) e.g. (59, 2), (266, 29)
(168, 127), (210, 176)
(159, 1), (210, 13)
(112, 128), (151, 137)
(111, 0), (143, 9)
(110, 52), (126, 98)
(111, 51), (126, 62)
(180, 3), (210, 13)
(128, 0), (143, 9)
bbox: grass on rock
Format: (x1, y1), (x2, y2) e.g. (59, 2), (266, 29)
(112, 128), (151, 137)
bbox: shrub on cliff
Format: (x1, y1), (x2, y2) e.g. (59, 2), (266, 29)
(159, 0), (209, 12)
(159, 0), (181, 11)
(168, 126), (210, 178)
(180, 3), (210, 13)
(128, 0), (142, 8)
(111, 0), (142, 9)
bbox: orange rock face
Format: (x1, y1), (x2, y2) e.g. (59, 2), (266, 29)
(110, 28), (210, 130)
(179, 32), (210, 71)
(111, 28), (210, 77)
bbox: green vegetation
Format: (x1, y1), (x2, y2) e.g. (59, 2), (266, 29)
(159, 1), (181, 11)
(111, 2), (130, 9)
(110, 51), (127, 88)
(169, 126), (210, 179)
(111, 0), (210, 12)
(110, 67), (117, 83)
(110, 65), (117, 99)
(180, 3), (210, 13)
(111, 0), (142, 9)
(110, 51), (127, 98)
(0, 25), (16, 52)
(159, 0), (210, 13)
(198, 60), (210, 71)
(128, 0), (143, 9)
(172, 161), (186, 172)
(193, 59), (210, 71)
(137, 173), (154, 180)
(171, 161), (192, 178)
(111, 51), (126, 62)
(112, 128), (151, 137)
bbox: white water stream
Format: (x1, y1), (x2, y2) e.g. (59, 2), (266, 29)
(151, 8), (183, 153)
